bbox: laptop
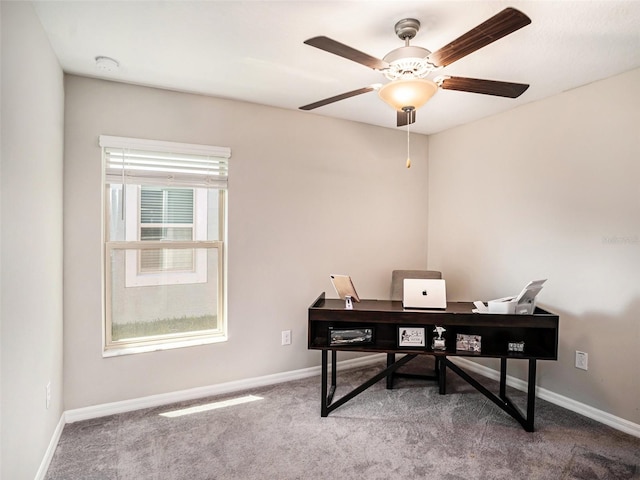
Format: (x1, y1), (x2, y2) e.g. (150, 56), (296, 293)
(403, 279), (447, 309)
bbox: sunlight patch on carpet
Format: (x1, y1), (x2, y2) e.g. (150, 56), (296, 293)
(159, 395), (264, 418)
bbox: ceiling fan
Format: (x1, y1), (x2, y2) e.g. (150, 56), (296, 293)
(299, 7), (531, 128)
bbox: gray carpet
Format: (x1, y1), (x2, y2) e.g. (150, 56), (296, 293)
(45, 357), (640, 479)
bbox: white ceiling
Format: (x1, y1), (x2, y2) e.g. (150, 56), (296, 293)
(33, 1), (640, 135)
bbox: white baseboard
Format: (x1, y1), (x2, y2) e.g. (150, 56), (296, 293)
(64, 353), (385, 423)
(35, 413), (66, 480)
(450, 357), (640, 438)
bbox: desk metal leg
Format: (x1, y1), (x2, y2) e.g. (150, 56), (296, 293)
(321, 350), (328, 417)
(386, 354), (395, 389)
(442, 357), (538, 432)
(331, 350), (337, 399)
(321, 353), (416, 416)
(321, 350), (339, 417)
(387, 353), (438, 388)
(438, 356), (447, 394)
(526, 359), (537, 431)
(501, 358), (536, 431)
(500, 358), (507, 399)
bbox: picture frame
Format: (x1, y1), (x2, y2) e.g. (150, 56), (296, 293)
(456, 334), (482, 353)
(328, 327), (374, 346)
(398, 327), (426, 348)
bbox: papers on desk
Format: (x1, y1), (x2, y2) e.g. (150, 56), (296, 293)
(473, 279), (547, 315)
(473, 301), (489, 313)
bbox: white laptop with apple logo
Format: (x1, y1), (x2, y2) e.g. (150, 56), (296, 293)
(403, 279), (447, 310)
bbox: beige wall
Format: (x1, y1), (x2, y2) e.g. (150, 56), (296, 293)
(63, 75), (430, 409)
(428, 68), (640, 425)
(1, 2), (65, 479)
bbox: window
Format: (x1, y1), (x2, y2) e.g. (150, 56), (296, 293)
(100, 135), (230, 355)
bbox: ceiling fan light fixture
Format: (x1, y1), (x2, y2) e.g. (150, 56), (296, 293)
(378, 78), (438, 111)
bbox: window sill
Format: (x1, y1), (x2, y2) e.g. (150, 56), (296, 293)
(103, 334), (227, 358)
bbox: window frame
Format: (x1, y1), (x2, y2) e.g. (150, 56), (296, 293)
(100, 135), (229, 356)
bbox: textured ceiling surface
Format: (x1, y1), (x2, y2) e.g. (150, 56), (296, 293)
(33, 1), (640, 134)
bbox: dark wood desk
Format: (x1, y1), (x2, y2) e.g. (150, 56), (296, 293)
(308, 293), (559, 432)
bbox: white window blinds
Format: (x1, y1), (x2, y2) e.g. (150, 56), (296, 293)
(140, 187), (194, 225)
(100, 135), (230, 188)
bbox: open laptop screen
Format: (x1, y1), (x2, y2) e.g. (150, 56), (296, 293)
(403, 279), (447, 309)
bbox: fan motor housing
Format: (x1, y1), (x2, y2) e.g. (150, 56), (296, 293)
(383, 18), (435, 80)
(383, 46), (435, 80)
(394, 18), (421, 40)
(383, 46), (432, 64)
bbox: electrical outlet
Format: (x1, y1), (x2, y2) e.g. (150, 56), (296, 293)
(281, 330), (291, 346)
(575, 351), (588, 370)
(46, 382), (51, 409)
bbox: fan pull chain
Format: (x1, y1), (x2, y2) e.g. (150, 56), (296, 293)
(121, 147), (126, 220)
(406, 110), (411, 169)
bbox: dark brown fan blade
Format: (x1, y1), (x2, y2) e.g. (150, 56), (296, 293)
(397, 109), (416, 127)
(299, 86), (375, 111)
(439, 76), (529, 98)
(428, 8), (531, 67)
(304, 36), (389, 70)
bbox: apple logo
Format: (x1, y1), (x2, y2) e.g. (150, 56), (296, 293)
(422, 290), (428, 296)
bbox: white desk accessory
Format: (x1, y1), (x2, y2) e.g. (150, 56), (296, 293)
(330, 274), (360, 309)
(475, 279), (547, 315)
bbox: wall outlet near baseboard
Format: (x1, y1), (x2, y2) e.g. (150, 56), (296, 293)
(281, 330), (291, 346)
(575, 351), (588, 370)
